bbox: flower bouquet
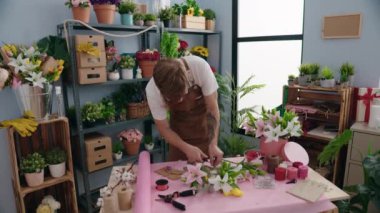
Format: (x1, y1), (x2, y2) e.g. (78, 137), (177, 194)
(191, 46), (208, 60)
(243, 108), (303, 157)
(119, 128), (143, 155)
(135, 49), (160, 78)
(178, 39), (191, 57)
(1, 44), (64, 119)
(181, 160), (265, 197)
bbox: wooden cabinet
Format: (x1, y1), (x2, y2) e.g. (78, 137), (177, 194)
(283, 85), (353, 186)
(7, 118), (78, 213)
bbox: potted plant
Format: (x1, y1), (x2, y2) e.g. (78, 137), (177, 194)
(340, 62), (355, 87)
(160, 32), (179, 59)
(101, 98), (116, 124)
(133, 13), (144, 26)
(320, 66), (335, 88)
(20, 153), (46, 187)
(81, 102), (103, 127)
(119, 129), (143, 155)
(144, 13), (157, 26)
(204, 9), (216, 31)
(298, 64), (311, 86)
(112, 141), (124, 160)
(136, 49), (160, 78)
(46, 148), (67, 178)
(118, 0), (136, 26)
(143, 136), (154, 151)
(122, 82), (150, 119)
(107, 70), (120, 81)
(119, 55), (135, 79)
(309, 63), (320, 80)
(171, 3), (183, 28)
(90, 0), (120, 24)
(65, 0), (91, 23)
(288, 74), (296, 86)
(159, 7), (174, 27)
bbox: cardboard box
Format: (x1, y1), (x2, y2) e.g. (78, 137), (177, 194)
(75, 35), (105, 51)
(182, 15), (206, 30)
(75, 35), (106, 68)
(78, 66), (107, 84)
(85, 134), (113, 172)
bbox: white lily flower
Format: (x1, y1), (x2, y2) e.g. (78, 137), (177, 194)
(21, 46), (40, 58)
(96, 198), (103, 207)
(99, 186), (111, 197)
(232, 164), (242, 172)
(122, 171), (136, 183)
(263, 125), (283, 142)
(208, 173), (232, 194)
(25, 72), (47, 88)
(8, 54), (28, 74)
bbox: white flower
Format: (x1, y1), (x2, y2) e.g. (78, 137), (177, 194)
(208, 174), (232, 194)
(8, 54), (29, 74)
(100, 186), (111, 197)
(263, 125), (285, 143)
(122, 171), (136, 183)
(25, 72), (47, 88)
(21, 46), (40, 58)
(96, 198), (103, 207)
(231, 164), (242, 172)
(41, 195), (61, 211)
(282, 117), (302, 137)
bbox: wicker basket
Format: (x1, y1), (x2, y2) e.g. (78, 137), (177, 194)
(127, 101), (150, 119)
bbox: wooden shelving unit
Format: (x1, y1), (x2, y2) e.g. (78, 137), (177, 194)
(7, 118), (78, 213)
(284, 85), (354, 186)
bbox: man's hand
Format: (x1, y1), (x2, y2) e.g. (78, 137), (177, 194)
(208, 143), (223, 166)
(183, 144), (208, 163)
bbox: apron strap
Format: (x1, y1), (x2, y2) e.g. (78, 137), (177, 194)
(180, 58), (196, 87)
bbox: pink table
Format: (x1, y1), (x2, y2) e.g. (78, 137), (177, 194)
(149, 161), (336, 213)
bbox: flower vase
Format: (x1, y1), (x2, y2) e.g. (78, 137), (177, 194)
(121, 14), (133, 26)
(259, 137), (287, 158)
(121, 69), (133, 79)
(72, 6), (91, 23)
(93, 4), (116, 24)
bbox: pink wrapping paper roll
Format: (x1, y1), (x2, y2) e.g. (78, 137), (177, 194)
(134, 151), (151, 213)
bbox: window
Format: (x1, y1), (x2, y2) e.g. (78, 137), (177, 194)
(233, 0), (304, 111)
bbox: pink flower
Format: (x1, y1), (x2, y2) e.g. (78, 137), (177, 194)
(71, 0), (81, 7)
(12, 76), (22, 89)
(183, 164), (207, 185)
(270, 111), (280, 124)
(254, 119), (265, 138)
(242, 122), (254, 135)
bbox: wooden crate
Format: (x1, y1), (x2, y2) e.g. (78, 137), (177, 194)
(7, 118), (78, 213)
(78, 66), (107, 84)
(85, 134), (113, 172)
(182, 15), (206, 30)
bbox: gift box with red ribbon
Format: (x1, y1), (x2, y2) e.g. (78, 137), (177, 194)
(356, 88), (380, 122)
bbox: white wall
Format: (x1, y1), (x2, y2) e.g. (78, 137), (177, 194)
(0, 0), (232, 212)
(302, 0), (380, 87)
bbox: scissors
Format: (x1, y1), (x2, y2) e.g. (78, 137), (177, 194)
(156, 189), (198, 211)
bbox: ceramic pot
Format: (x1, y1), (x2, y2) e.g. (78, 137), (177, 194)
(298, 75), (310, 86)
(25, 170), (44, 187)
(121, 14), (133, 26)
(122, 139), (141, 155)
(72, 6), (91, 23)
(163, 20), (170, 28)
(138, 60), (157, 78)
(121, 69), (133, 79)
(108, 71), (120, 81)
(48, 162), (66, 178)
(348, 75), (354, 86)
(93, 4), (115, 24)
(259, 137), (287, 158)
(134, 20), (144, 26)
(145, 20), (156, 26)
(206, 20), (215, 31)
(288, 80), (295, 86)
(320, 79), (336, 88)
(144, 143), (154, 151)
(113, 152), (123, 160)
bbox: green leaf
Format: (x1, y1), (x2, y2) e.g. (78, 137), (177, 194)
(318, 129), (353, 166)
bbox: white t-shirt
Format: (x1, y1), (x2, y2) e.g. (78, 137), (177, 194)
(146, 55), (218, 120)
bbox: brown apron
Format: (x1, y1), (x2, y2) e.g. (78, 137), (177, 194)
(167, 58), (209, 161)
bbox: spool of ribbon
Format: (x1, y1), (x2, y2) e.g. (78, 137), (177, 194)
(267, 155), (280, 174)
(298, 165), (308, 179)
(118, 187), (133, 211)
(275, 167), (286, 181)
(156, 179), (169, 191)
(287, 167), (298, 180)
(292, 161), (303, 169)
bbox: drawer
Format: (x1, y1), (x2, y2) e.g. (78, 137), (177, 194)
(346, 162), (364, 186)
(351, 132), (380, 162)
(87, 152), (113, 172)
(78, 67), (107, 85)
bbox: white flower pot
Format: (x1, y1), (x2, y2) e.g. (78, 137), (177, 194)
(113, 152), (123, 160)
(348, 75), (354, 86)
(25, 170), (44, 187)
(121, 69), (133, 80)
(48, 162), (66, 178)
(144, 143), (154, 151)
(320, 79), (336, 88)
(298, 75), (311, 86)
(108, 72), (120, 81)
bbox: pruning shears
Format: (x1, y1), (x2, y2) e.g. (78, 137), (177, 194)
(156, 189), (198, 211)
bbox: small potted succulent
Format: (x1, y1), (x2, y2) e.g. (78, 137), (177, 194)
(101, 98), (116, 124)
(90, 0), (120, 24)
(81, 102), (104, 127)
(119, 55), (135, 79)
(320, 66), (336, 88)
(20, 153), (47, 187)
(143, 136), (154, 151)
(288, 74), (296, 86)
(136, 49), (160, 78)
(133, 13), (145, 26)
(204, 9), (216, 31)
(118, 0), (136, 26)
(119, 129), (143, 155)
(46, 148), (67, 178)
(158, 7), (174, 27)
(144, 13), (157, 26)
(65, 0), (91, 23)
(298, 64), (312, 86)
(309, 63), (320, 80)
(112, 141), (124, 160)
(340, 62), (355, 87)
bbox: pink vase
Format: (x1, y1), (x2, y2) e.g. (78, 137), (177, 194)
(260, 137), (287, 158)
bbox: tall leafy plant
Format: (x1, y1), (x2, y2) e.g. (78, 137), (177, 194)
(160, 32), (179, 58)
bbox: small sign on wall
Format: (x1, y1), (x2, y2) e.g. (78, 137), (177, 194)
(322, 13), (362, 39)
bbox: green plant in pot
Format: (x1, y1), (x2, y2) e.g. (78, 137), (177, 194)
(160, 32), (179, 59)
(204, 9), (216, 31)
(320, 66), (335, 88)
(144, 13), (157, 26)
(112, 141), (124, 160)
(159, 7), (174, 27)
(118, 55), (135, 79)
(101, 98), (116, 124)
(118, 0), (136, 26)
(65, 0), (91, 23)
(288, 74), (296, 86)
(340, 62), (355, 87)
(20, 152), (47, 187)
(111, 90), (127, 121)
(133, 13), (145, 26)
(46, 147), (67, 178)
(81, 102), (103, 127)
(298, 64), (312, 86)
(143, 136), (154, 151)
